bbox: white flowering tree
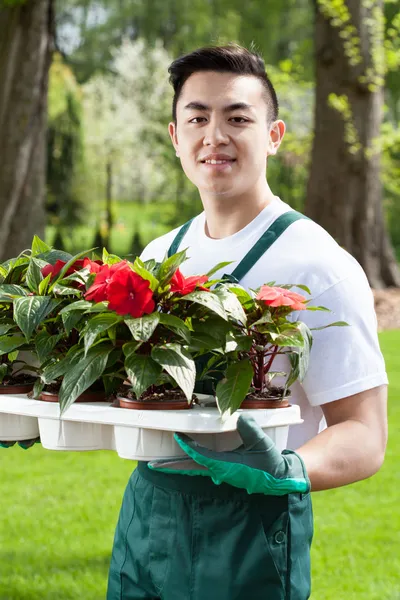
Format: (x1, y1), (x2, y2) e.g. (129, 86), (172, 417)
(82, 39), (177, 245)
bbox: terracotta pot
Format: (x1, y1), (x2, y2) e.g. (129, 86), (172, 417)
(40, 390), (107, 403)
(0, 383), (35, 394)
(240, 396), (290, 409)
(117, 396), (193, 410)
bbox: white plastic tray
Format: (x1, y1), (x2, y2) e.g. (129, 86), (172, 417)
(0, 394), (303, 460)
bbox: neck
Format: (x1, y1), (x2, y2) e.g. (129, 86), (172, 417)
(200, 179), (277, 239)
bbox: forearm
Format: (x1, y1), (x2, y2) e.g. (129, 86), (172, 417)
(296, 419), (386, 492)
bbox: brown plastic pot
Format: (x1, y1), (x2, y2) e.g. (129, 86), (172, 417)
(40, 390), (107, 403)
(0, 383), (35, 394)
(240, 396), (290, 409)
(117, 396), (193, 410)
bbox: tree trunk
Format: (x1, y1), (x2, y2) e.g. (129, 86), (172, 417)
(306, 0), (400, 288)
(104, 159), (113, 249)
(0, 0), (54, 261)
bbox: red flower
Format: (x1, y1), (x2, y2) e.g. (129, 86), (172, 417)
(83, 257), (103, 274)
(170, 269), (209, 295)
(257, 286), (307, 311)
(106, 265), (155, 317)
(41, 259), (85, 280)
(84, 262), (126, 303)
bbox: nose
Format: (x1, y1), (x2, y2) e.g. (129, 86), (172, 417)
(203, 118), (229, 147)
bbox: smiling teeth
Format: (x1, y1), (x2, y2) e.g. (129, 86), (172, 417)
(205, 159), (230, 164)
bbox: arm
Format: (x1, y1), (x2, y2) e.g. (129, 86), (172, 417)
(296, 384), (388, 492)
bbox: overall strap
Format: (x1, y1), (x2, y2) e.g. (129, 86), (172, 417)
(167, 218), (195, 258)
(227, 211), (309, 283)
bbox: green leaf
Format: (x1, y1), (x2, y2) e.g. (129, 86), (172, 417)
(0, 363), (8, 383)
(252, 310), (273, 327)
(125, 313), (160, 342)
(304, 304), (331, 312)
(38, 273), (52, 296)
(82, 313), (122, 356)
(214, 286), (247, 324)
(124, 354), (162, 399)
(52, 284), (82, 297)
(7, 350), (19, 363)
(48, 249), (93, 289)
(216, 359), (254, 421)
(286, 322), (313, 388)
(34, 330), (62, 364)
(59, 346), (112, 414)
(310, 321), (349, 331)
(178, 290), (228, 320)
(26, 258), (44, 293)
(122, 341), (143, 358)
(36, 249), (72, 264)
(32, 378), (44, 399)
(206, 261), (234, 278)
(158, 313), (191, 343)
(151, 343), (196, 401)
(132, 257), (159, 291)
(0, 284), (28, 302)
(0, 320), (16, 335)
(273, 324), (305, 348)
(157, 249), (187, 286)
(59, 300), (93, 314)
(226, 285), (255, 305)
(0, 335), (26, 356)
(14, 296), (60, 341)
(225, 333), (253, 353)
(102, 248), (123, 264)
(41, 347), (84, 384)
(32, 236), (50, 256)
(143, 259), (157, 272)
(189, 317), (231, 351)
(61, 311), (82, 336)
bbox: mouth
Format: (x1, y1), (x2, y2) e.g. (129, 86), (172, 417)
(200, 158), (236, 165)
(199, 157), (236, 172)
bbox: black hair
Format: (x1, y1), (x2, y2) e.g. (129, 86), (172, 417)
(168, 44), (279, 122)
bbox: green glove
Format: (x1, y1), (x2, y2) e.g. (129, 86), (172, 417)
(0, 438), (40, 450)
(148, 415), (310, 496)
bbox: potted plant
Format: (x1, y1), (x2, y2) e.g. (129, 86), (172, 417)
(62, 251), (241, 414)
(202, 281), (347, 420)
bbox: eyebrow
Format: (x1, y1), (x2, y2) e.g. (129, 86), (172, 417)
(184, 101), (254, 113)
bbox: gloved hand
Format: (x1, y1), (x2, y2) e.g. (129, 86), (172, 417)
(148, 415), (310, 496)
(0, 438), (40, 450)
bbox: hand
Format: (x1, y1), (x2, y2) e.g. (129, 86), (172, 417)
(0, 438), (40, 450)
(148, 415), (310, 496)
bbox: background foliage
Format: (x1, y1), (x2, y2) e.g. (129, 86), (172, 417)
(47, 0), (399, 258)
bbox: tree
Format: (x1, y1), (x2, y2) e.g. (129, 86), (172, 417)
(306, 0), (400, 288)
(0, 0), (54, 261)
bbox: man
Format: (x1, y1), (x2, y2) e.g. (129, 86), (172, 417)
(107, 44), (388, 600)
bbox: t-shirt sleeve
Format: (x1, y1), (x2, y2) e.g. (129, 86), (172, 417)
(298, 273), (388, 406)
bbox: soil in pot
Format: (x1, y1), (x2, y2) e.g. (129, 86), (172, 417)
(116, 386), (196, 410)
(0, 374), (37, 395)
(240, 386), (291, 409)
(39, 381), (108, 403)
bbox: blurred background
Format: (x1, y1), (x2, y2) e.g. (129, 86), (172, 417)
(0, 1), (399, 599)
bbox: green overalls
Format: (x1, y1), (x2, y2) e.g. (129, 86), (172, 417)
(107, 211), (313, 600)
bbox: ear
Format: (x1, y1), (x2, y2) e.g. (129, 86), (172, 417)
(267, 120), (286, 156)
(169, 122), (180, 156)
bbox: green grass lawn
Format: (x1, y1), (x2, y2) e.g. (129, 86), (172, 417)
(0, 331), (399, 599)
(46, 201), (179, 257)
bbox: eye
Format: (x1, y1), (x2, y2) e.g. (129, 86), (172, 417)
(230, 117), (249, 124)
(189, 117), (207, 124)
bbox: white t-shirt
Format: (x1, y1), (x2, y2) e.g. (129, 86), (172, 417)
(140, 197), (388, 449)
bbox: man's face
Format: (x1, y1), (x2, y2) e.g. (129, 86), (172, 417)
(169, 71), (284, 199)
